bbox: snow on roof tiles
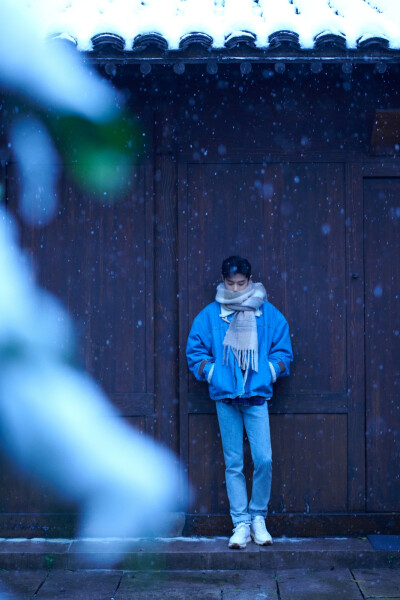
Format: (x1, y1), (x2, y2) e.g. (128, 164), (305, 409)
(34, 0), (400, 53)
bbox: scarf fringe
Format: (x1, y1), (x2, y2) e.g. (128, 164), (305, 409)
(223, 345), (259, 373)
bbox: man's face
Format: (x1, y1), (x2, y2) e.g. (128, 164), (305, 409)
(223, 272), (251, 292)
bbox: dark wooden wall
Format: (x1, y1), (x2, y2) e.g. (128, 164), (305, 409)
(2, 62), (400, 536)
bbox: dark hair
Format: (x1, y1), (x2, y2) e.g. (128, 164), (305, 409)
(221, 256), (252, 280)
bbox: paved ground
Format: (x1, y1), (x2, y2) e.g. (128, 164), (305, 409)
(0, 537), (398, 599)
(0, 567), (400, 599)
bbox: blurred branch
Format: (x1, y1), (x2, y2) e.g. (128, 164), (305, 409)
(0, 0), (184, 565)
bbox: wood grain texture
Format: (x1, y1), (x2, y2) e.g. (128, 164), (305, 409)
(364, 176), (400, 512)
(2, 63), (400, 533)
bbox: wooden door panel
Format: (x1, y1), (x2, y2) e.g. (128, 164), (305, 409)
(188, 414), (227, 514)
(270, 414), (348, 513)
(182, 162), (347, 402)
(188, 412), (348, 515)
(7, 164), (154, 417)
(0, 453), (73, 514)
(264, 163), (347, 397)
(364, 177), (400, 512)
(1, 163), (155, 530)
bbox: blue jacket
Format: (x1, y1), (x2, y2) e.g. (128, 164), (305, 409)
(186, 300), (293, 400)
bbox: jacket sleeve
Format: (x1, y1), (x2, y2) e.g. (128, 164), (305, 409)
(268, 315), (293, 380)
(186, 311), (215, 382)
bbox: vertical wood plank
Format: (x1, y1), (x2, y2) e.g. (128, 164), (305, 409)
(346, 163), (366, 511)
(188, 414), (227, 514)
(124, 416), (147, 436)
(145, 162), (155, 397)
(364, 176), (400, 511)
(178, 160), (190, 502)
(153, 154), (179, 452)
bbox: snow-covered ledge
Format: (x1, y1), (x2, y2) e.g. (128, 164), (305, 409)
(25, 0), (400, 53)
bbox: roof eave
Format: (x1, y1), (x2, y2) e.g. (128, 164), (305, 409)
(81, 49), (400, 65)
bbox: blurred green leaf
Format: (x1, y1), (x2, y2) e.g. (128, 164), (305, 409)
(45, 110), (144, 196)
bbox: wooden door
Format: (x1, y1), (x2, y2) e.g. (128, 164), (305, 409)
(1, 163), (155, 532)
(178, 159), (365, 534)
(7, 164), (155, 424)
(10, 164), (155, 423)
(363, 171), (400, 512)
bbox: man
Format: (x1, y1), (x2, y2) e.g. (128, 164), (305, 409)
(186, 256), (293, 549)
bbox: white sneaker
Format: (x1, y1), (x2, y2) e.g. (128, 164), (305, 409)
(228, 522), (251, 549)
(250, 516), (273, 546)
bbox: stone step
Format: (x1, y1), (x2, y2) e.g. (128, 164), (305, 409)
(0, 537), (398, 571)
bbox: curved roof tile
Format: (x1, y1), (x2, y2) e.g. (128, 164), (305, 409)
(357, 35), (390, 50)
(132, 33), (169, 52)
(179, 32), (213, 50)
(225, 31), (257, 50)
(314, 32), (347, 50)
(91, 33), (125, 52)
(268, 30), (300, 50)
(39, 0), (400, 53)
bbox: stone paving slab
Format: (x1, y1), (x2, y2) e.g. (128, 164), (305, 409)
(276, 568), (363, 600)
(0, 568), (400, 600)
(353, 568), (400, 598)
(0, 570), (47, 599)
(34, 570), (121, 600)
(115, 570), (278, 600)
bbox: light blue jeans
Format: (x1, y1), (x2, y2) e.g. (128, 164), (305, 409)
(215, 401), (272, 526)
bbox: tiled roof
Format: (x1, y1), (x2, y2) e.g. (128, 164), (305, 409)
(40, 0), (400, 57)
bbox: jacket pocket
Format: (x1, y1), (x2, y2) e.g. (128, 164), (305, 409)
(209, 362), (234, 397)
(245, 357), (273, 395)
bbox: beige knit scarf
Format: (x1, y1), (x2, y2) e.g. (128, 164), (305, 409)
(215, 281), (267, 379)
